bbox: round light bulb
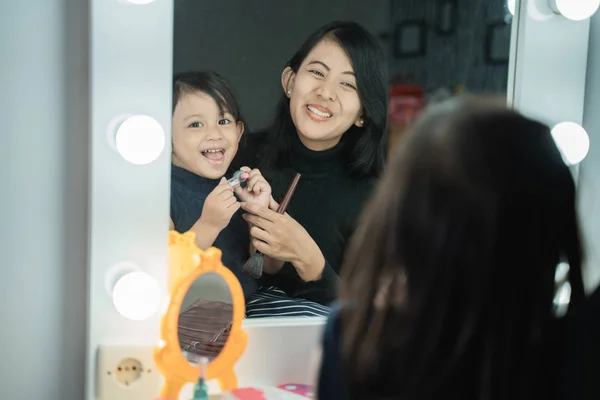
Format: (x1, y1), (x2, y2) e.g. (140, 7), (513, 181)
(554, 262), (570, 283)
(553, 281), (571, 317)
(115, 115), (165, 165)
(551, 122), (590, 165)
(553, 0), (600, 20)
(554, 281), (571, 306)
(112, 271), (161, 321)
(508, 0), (516, 15)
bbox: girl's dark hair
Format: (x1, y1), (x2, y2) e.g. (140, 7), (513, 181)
(339, 96), (585, 400)
(172, 70), (245, 127)
(259, 21), (388, 178)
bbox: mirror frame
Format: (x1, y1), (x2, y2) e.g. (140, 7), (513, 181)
(86, 0), (599, 396)
(154, 231), (247, 399)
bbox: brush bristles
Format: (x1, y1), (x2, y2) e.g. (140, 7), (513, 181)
(243, 252), (264, 279)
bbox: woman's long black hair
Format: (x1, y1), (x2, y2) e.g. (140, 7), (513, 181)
(258, 21), (388, 178)
(339, 96), (585, 400)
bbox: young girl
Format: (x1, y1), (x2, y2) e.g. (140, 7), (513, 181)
(169, 70), (271, 300)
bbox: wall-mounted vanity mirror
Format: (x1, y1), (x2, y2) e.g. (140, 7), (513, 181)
(78, 0), (599, 398)
(168, 0), (517, 324)
(155, 232), (247, 399)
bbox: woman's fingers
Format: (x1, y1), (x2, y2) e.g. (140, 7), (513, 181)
(252, 239), (271, 255)
(242, 212), (274, 230)
(241, 202), (278, 221)
(249, 225), (272, 243)
(269, 197), (280, 211)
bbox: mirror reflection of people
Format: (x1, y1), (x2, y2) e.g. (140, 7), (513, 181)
(318, 97), (585, 399)
(235, 21), (388, 314)
(169, 71), (272, 300)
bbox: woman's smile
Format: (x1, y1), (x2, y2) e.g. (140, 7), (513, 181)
(306, 104), (333, 121)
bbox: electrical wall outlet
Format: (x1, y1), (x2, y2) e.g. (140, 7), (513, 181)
(98, 345), (162, 400)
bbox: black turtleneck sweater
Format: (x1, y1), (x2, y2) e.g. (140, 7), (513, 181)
(170, 165), (260, 300)
(235, 133), (378, 305)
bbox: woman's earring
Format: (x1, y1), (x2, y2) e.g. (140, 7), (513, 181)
(359, 118), (364, 126)
(287, 89), (292, 96)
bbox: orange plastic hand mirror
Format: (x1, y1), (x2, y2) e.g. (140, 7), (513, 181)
(154, 231), (247, 399)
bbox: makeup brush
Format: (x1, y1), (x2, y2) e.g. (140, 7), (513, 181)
(242, 173), (302, 279)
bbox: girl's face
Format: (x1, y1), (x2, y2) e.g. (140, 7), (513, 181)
(283, 39), (363, 151)
(171, 91), (244, 179)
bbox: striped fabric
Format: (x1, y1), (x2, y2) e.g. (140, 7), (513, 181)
(246, 286), (332, 318)
(177, 287), (332, 359)
(178, 299), (232, 361)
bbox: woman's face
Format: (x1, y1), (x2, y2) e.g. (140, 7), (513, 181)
(283, 39), (363, 151)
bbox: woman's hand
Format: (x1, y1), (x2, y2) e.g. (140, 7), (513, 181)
(241, 202), (325, 282)
(233, 167), (272, 208)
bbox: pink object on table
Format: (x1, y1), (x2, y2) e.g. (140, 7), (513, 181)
(276, 384), (315, 398)
(230, 387), (267, 400)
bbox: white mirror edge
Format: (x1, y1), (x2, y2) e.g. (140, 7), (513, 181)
(86, 0), (174, 399)
(242, 316), (327, 328)
(510, 0), (597, 290)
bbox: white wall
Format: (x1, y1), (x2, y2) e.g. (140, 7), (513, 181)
(580, 12), (600, 292)
(0, 1), (89, 399)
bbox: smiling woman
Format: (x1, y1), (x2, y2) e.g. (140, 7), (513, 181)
(284, 39), (365, 151)
(233, 21), (388, 314)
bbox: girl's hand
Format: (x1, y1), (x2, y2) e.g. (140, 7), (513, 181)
(199, 178), (239, 231)
(233, 167), (272, 208)
(241, 202), (325, 282)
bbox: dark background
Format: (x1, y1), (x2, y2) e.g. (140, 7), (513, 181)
(174, 0), (512, 131)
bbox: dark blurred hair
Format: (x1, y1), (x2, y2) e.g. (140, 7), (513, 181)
(339, 95), (585, 400)
(172, 70), (246, 126)
(259, 21), (388, 178)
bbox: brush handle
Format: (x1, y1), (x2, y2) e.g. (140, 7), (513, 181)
(261, 173), (301, 274)
(276, 173), (301, 214)
(244, 173), (302, 279)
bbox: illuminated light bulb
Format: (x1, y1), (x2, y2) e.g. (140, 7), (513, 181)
(112, 271), (161, 321)
(551, 122), (590, 165)
(115, 115), (165, 165)
(555, 282), (571, 305)
(508, 0), (516, 15)
(552, 0), (600, 21)
(553, 281), (571, 317)
(555, 262), (570, 283)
